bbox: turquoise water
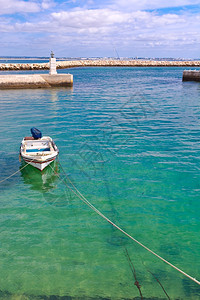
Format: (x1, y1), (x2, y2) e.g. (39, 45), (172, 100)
(0, 67), (200, 299)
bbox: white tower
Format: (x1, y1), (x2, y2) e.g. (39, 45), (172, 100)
(49, 51), (57, 75)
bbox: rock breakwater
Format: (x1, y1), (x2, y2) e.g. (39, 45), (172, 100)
(0, 59), (200, 71)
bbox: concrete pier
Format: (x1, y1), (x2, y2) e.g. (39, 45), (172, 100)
(182, 70), (200, 82)
(0, 53), (73, 89)
(0, 74), (73, 89)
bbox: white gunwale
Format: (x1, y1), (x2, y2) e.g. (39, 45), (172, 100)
(20, 136), (59, 171)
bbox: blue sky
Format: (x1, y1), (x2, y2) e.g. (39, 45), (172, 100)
(0, 0), (200, 58)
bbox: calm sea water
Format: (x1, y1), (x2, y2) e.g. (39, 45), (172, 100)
(0, 66), (200, 299)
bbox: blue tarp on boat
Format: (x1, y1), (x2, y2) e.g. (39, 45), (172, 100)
(31, 127), (42, 139)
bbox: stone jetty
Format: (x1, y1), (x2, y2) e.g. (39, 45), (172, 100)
(182, 70), (200, 82)
(0, 54), (73, 89)
(0, 74), (73, 89)
(1, 59), (200, 71)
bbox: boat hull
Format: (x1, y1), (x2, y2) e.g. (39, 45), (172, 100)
(22, 156), (57, 171)
(20, 136), (59, 171)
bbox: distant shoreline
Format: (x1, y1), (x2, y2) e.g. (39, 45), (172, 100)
(0, 59), (200, 71)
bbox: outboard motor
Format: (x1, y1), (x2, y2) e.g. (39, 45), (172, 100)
(31, 127), (42, 139)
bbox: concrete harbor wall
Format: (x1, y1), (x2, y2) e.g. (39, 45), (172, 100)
(0, 74), (73, 89)
(182, 70), (200, 82)
(0, 59), (200, 71)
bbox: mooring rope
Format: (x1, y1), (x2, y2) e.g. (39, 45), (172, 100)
(124, 247), (143, 299)
(55, 161), (200, 286)
(0, 161), (31, 184)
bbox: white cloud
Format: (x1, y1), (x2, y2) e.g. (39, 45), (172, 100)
(51, 9), (130, 28)
(0, 18), (14, 32)
(8, 8), (200, 41)
(0, 0), (55, 15)
(111, 0), (200, 11)
(48, 9), (187, 34)
(41, 0), (55, 10)
(0, 4), (200, 57)
(0, 0), (40, 14)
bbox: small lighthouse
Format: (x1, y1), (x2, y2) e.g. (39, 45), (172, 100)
(49, 51), (57, 75)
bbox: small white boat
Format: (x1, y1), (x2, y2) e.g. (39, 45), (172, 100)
(20, 128), (59, 171)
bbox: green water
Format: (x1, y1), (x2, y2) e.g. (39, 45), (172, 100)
(0, 67), (200, 299)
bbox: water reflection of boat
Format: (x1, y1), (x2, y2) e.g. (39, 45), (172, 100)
(20, 160), (59, 193)
(20, 160), (73, 207)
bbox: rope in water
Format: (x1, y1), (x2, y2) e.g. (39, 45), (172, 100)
(1, 158), (199, 286)
(0, 157), (31, 184)
(55, 161), (200, 286)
